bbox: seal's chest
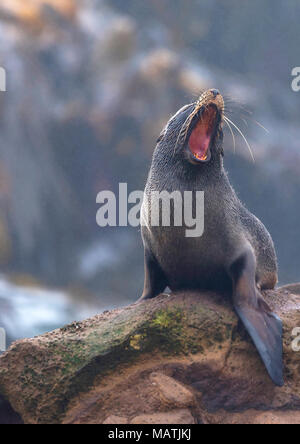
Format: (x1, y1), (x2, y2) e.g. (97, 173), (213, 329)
(153, 229), (230, 291)
(150, 225), (226, 272)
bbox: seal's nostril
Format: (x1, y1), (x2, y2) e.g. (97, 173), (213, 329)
(211, 89), (220, 98)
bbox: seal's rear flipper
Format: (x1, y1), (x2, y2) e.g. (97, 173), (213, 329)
(235, 302), (283, 386)
(230, 248), (284, 387)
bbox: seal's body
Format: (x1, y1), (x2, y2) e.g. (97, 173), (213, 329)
(139, 90), (283, 386)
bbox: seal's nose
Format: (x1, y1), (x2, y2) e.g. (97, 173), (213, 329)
(211, 89), (220, 98)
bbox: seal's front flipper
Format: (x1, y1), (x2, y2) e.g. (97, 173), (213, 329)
(230, 249), (284, 387)
(138, 248), (167, 302)
(235, 300), (283, 386)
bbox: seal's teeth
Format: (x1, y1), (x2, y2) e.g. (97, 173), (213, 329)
(195, 153), (208, 161)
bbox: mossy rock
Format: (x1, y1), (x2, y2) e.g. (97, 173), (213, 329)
(0, 289), (299, 424)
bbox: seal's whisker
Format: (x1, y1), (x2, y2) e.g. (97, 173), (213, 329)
(224, 118), (236, 154)
(251, 118), (270, 134)
(237, 104), (253, 116)
(224, 115), (255, 163)
(237, 115), (270, 134)
(189, 89), (207, 100)
(241, 118), (249, 127)
(223, 98), (254, 119)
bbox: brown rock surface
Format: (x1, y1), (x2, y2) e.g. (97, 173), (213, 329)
(0, 288), (299, 424)
(102, 415), (128, 425)
(149, 372), (195, 407)
(130, 409), (195, 425)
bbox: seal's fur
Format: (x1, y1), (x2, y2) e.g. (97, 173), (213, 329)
(139, 90), (283, 386)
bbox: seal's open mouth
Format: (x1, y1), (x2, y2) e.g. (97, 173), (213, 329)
(188, 104), (220, 163)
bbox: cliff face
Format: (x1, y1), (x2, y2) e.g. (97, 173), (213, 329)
(0, 0), (300, 293)
(0, 286), (299, 424)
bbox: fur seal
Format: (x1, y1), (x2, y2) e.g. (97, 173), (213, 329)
(139, 89), (283, 386)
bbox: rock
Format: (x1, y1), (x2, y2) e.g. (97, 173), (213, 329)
(205, 409), (300, 425)
(1, 0), (76, 26)
(0, 288), (299, 424)
(97, 16), (137, 63)
(139, 49), (180, 85)
(279, 283), (300, 295)
(149, 372), (195, 407)
(131, 409), (195, 425)
(0, 396), (23, 424)
(103, 415), (128, 424)
(1, 0), (300, 296)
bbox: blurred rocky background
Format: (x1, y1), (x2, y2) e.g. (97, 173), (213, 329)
(0, 0), (299, 344)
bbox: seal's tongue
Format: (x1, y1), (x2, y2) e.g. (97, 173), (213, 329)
(189, 106), (217, 161)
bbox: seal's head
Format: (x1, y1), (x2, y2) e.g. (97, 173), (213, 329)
(156, 89), (225, 169)
(185, 89), (224, 164)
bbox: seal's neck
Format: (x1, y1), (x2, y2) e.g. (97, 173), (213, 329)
(177, 154), (226, 189)
(150, 153), (229, 195)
